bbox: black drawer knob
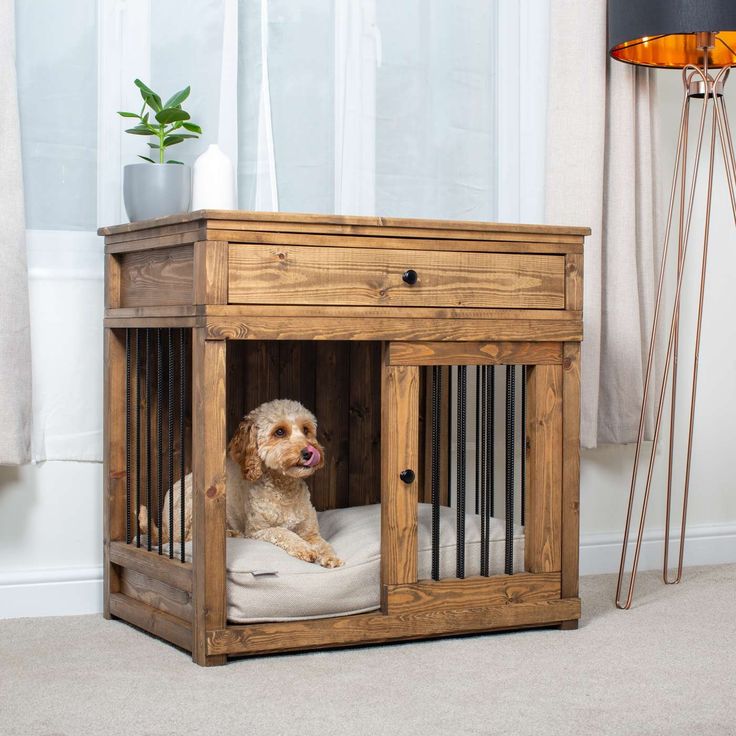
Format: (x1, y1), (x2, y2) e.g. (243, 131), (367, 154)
(402, 269), (418, 285)
(399, 468), (415, 484)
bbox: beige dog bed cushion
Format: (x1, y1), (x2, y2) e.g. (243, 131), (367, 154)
(189, 502), (524, 624)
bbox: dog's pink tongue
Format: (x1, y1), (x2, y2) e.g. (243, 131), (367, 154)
(304, 445), (321, 467)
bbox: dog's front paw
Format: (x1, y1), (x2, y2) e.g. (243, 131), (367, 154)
(293, 546), (319, 563)
(318, 554), (344, 568)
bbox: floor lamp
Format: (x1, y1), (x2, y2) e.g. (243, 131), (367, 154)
(608, 2), (736, 609)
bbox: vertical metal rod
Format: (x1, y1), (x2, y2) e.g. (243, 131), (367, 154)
(488, 365), (495, 519)
(505, 365), (515, 575)
(180, 328), (187, 563)
(168, 329), (175, 559)
(447, 367), (453, 508)
(431, 366), (441, 581)
(616, 83), (692, 606)
(475, 365), (480, 515)
(521, 365), (527, 526)
(480, 366), (488, 576)
(664, 82), (691, 575)
(456, 365), (467, 579)
(617, 66), (710, 609)
(157, 328), (163, 556)
(145, 328), (152, 551)
(125, 329), (131, 545)
(665, 80), (726, 584)
(135, 329), (142, 548)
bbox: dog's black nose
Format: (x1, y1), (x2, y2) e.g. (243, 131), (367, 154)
(301, 448), (312, 461)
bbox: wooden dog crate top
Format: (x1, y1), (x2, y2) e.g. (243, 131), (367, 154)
(100, 210), (589, 665)
(101, 210), (586, 334)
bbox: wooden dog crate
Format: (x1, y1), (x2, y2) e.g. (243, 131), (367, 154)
(101, 211), (588, 665)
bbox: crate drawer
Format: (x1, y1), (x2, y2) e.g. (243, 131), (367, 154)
(228, 245), (565, 309)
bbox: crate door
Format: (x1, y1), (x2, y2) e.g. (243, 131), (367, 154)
(379, 341), (568, 616)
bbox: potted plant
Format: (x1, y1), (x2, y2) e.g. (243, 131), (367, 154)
(118, 79), (202, 222)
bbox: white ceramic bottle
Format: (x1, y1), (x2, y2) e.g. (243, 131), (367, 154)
(191, 143), (236, 210)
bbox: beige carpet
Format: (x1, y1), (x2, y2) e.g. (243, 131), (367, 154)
(1, 564), (735, 736)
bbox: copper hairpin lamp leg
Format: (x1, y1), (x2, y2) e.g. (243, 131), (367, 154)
(616, 37), (736, 609)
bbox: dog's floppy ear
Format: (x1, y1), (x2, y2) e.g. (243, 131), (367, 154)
(228, 416), (262, 481)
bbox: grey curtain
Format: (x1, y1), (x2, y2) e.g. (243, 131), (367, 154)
(545, 0), (661, 448)
(0, 0), (32, 465)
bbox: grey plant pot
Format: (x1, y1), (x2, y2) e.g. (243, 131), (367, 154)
(123, 163), (192, 222)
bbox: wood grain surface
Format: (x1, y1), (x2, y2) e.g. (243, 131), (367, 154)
(228, 246), (565, 309)
(383, 572), (561, 615)
(119, 246), (193, 308)
(205, 597), (581, 657)
(525, 364), (563, 573)
(381, 355), (419, 587)
(191, 330), (227, 666)
(388, 341), (563, 366)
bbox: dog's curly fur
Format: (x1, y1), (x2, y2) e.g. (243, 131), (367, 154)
(139, 399), (343, 568)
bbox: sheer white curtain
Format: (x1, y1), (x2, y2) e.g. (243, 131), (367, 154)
(17, 0), (549, 464)
(16, 0), (99, 462)
(0, 0), (31, 465)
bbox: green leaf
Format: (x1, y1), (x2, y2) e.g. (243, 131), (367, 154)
(147, 142), (161, 149)
(166, 160), (185, 165)
(163, 135), (185, 147)
(163, 86), (190, 109)
(125, 125), (154, 135)
(137, 155), (156, 163)
(117, 111), (139, 118)
(181, 122), (202, 134)
(135, 79), (162, 112)
(134, 79), (162, 112)
(144, 91), (163, 111)
(155, 108), (190, 124)
(134, 78), (155, 96)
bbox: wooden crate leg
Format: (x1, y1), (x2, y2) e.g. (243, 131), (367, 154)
(192, 329), (227, 666)
(103, 328), (126, 619)
(525, 363), (563, 574)
(380, 346), (419, 591)
(561, 343), (581, 606)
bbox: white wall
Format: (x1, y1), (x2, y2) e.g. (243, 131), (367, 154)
(3, 68), (736, 619)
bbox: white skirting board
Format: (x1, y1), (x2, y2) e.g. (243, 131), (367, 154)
(0, 567), (103, 619)
(1, 523), (735, 619)
(578, 522), (736, 576)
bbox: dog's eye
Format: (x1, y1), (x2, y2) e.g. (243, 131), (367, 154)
(274, 427), (286, 437)
(303, 426), (310, 435)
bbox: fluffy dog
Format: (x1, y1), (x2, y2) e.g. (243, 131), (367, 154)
(139, 399), (343, 568)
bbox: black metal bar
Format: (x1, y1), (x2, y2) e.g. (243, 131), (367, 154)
(180, 328), (186, 563)
(488, 365), (495, 519)
(447, 367), (452, 508)
(135, 329), (142, 548)
(505, 365), (515, 575)
(521, 365), (527, 527)
(456, 365), (467, 579)
(157, 329), (164, 556)
(431, 366), (441, 581)
(168, 329), (175, 559)
(125, 329), (131, 545)
(475, 366), (480, 515)
(145, 328), (152, 552)
(480, 366), (488, 576)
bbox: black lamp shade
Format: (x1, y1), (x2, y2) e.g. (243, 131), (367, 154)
(609, 0), (736, 68)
